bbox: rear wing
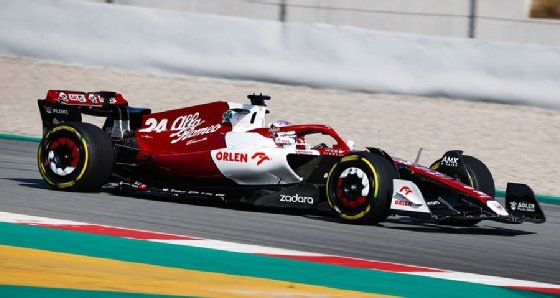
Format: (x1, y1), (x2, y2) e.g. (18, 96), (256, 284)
(38, 90), (150, 138)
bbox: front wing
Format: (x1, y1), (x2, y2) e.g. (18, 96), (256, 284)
(389, 179), (546, 224)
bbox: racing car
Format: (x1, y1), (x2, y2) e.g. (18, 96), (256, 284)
(36, 90), (546, 226)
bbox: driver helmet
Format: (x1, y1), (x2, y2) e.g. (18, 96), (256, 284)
(269, 120), (291, 138)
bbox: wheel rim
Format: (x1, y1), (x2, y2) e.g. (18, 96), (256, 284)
(44, 136), (80, 177)
(336, 167), (370, 208)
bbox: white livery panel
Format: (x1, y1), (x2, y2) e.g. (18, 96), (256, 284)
(390, 179), (431, 214)
(211, 148), (302, 185)
(211, 132), (302, 185)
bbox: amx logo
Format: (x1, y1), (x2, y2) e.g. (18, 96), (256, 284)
(441, 156), (459, 167)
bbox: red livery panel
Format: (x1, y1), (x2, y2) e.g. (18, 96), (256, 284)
(136, 101), (230, 154)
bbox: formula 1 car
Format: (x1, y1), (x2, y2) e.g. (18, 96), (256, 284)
(36, 90), (546, 226)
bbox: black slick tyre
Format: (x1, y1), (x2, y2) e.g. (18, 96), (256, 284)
(37, 122), (114, 192)
(461, 155), (495, 197)
(326, 152), (394, 224)
(434, 155), (495, 226)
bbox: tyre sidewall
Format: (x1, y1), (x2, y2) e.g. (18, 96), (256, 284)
(38, 124), (91, 189)
(326, 153), (393, 224)
(38, 123), (114, 191)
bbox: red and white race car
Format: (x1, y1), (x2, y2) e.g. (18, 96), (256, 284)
(37, 90), (545, 226)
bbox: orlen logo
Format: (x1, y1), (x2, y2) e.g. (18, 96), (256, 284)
(280, 194), (314, 204)
(399, 186), (412, 196)
(216, 152), (248, 163)
(395, 199), (412, 207)
(215, 151), (270, 166)
(251, 152), (270, 166)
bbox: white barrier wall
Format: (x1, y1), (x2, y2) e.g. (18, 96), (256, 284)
(87, 0), (560, 46)
(1, 0), (560, 108)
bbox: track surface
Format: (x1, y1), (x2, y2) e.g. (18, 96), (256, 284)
(1, 139), (559, 285)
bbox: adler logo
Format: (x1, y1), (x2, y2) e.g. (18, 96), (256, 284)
(280, 194), (314, 204)
(511, 201), (535, 212)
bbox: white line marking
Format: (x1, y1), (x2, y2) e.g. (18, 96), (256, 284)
(0, 211), (88, 225)
(410, 271), (560, 288)
(152, 239), (325, 256)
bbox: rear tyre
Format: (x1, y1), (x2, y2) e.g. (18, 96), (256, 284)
(433, 155), (495, 226)
(37, 122), (114, 192)
(326, 152), (394, 224)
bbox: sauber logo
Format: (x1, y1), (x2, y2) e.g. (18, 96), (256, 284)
(399, 186), (412, 196)
(251, 152), (270, 166)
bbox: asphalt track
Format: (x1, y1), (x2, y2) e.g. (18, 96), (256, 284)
(1, 139), (559, 285)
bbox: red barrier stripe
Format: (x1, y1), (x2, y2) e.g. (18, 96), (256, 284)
(261, 254), (444, 273)
(23, 223), (199, 240)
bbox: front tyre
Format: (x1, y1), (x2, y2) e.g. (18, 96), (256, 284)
(37, 122), (114, 192)
(326, 153), (394, 224)
(432, 155), (495, 226)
